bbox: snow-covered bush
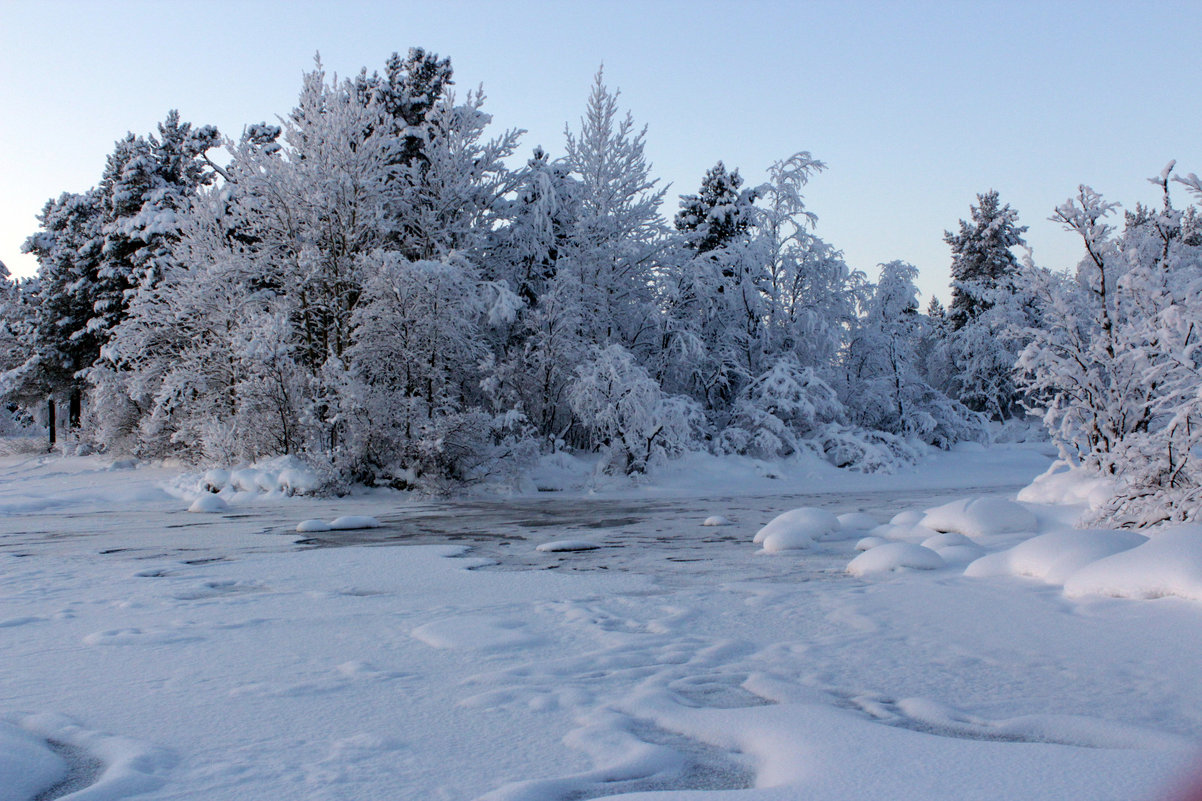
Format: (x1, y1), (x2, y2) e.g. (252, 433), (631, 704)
(718, 356), (844, 459)
(569, 345), (701, 474)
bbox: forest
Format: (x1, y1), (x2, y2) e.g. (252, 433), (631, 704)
(2, 48), (1201, 527)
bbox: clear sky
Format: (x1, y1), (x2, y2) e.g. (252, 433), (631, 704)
(2, 0), (1199, 302)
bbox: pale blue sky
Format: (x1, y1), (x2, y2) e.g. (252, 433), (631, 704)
(2, 0), (1199, 302)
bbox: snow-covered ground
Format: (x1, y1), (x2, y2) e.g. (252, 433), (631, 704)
(2, 444), (1201, 800)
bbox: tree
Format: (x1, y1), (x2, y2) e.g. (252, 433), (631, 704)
(945, 190), (1028, 330)
(1018, 169), (1202, 525)
(841, 261), (982, 447)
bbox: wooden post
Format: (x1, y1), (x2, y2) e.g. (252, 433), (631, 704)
(48, 399), (56, 447)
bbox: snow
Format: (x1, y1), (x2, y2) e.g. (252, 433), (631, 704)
(0, 445), (1199, 800)
(965, 529), (1147, 583)
(919, 496), (1037, 539)
(1064, 525), (1202, 601)
(535, 540), (601, 552)
(0, 720), (66, 801)
(187, 494), (228, 514)
(1016, 460), (1115, 507)
(837, 511), (878, 531)
(701, 515), (730, 527)
(296, 519), (333, 533)
(847, 542), (946, 575)
(328, 515), (381, 531)
(752, 507), (840, 550)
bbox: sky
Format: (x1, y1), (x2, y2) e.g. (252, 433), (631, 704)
(1, 0), (1200, 303)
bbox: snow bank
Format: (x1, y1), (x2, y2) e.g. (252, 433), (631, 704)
(965, 530), (1147, 584)
(1064, 525), (1202, 601)
(1017, 460), (1114, 507)
(847, 542), (945, 576)
(753, 507), (840, 552)
(920, 497), (1036, 538)
(195, 457), (324, 499)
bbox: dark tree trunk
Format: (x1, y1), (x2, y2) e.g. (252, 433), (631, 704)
(69, 386), (82, 429)
(47, 399), (56, 447)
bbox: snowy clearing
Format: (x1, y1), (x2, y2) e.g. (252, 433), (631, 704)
(1, 443), (1200, 800)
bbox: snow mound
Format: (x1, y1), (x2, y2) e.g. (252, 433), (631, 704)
(1063, 525), (1202, 601)
(920, 497), (1036, 538)
(536, 540), (601, 552)
(753, 507), (840, 547)
(296, 519), (333, 533)
(701, 515), (731, 527)
(965, 530), (1147, 584)
(329, 516), (381, 531)
(838, 512), (879, 532)
(889, 509), (924, 526)
(935, 543), (987, 565)
(921, 531), (973, 549)
(188, 494), (228, 514)
(855, 535), (887, 551)
(1017, 460), (1115, 508)
(848, 542), (945, 576)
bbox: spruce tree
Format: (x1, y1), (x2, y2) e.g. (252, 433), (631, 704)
(944, 190), (1027, 330)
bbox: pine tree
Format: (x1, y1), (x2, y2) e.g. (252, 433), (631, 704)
(945, 190), (1028, 330)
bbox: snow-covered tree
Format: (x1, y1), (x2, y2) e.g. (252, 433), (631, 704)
(569, 344), (700, 474)
(562, 68), (667, 357)
(1019, 169), (1202, 526)
(841, 261), (982, 447)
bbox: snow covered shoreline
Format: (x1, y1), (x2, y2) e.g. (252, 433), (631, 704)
(2, 445), (1200, 800)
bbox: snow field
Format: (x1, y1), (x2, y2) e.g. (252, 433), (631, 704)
(1, 449), (1201, 800)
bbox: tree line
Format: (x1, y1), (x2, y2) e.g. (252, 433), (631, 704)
(2, 49), (1200, 525)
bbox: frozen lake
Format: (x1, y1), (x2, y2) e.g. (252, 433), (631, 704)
(1, 448), (1199, 801)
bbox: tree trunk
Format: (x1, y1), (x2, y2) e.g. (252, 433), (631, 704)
(69, 386), (82, 429)
(47, 399), (56, 448)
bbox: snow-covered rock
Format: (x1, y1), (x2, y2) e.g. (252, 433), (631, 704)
(201, 468), (230, 493)
(920, 497), (1036, 538)
(855, 535), (888, 551)
(921, 531), (973, 550)
(935, 544), (986, 565)
(702, 515), (731, 527)
(889, 510), (924, 526)
(847, 542), (945, 576)
(838, 512), (879, 532)
(296, 519), (333, 533)
(965, 530), (1146, 584)
(535, 540), (601, 552)
(329, 516), (381, 531)
(753, 507), (840, 548)
(1063, 525), (1202, 601)
(188, 495), (228, 514)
